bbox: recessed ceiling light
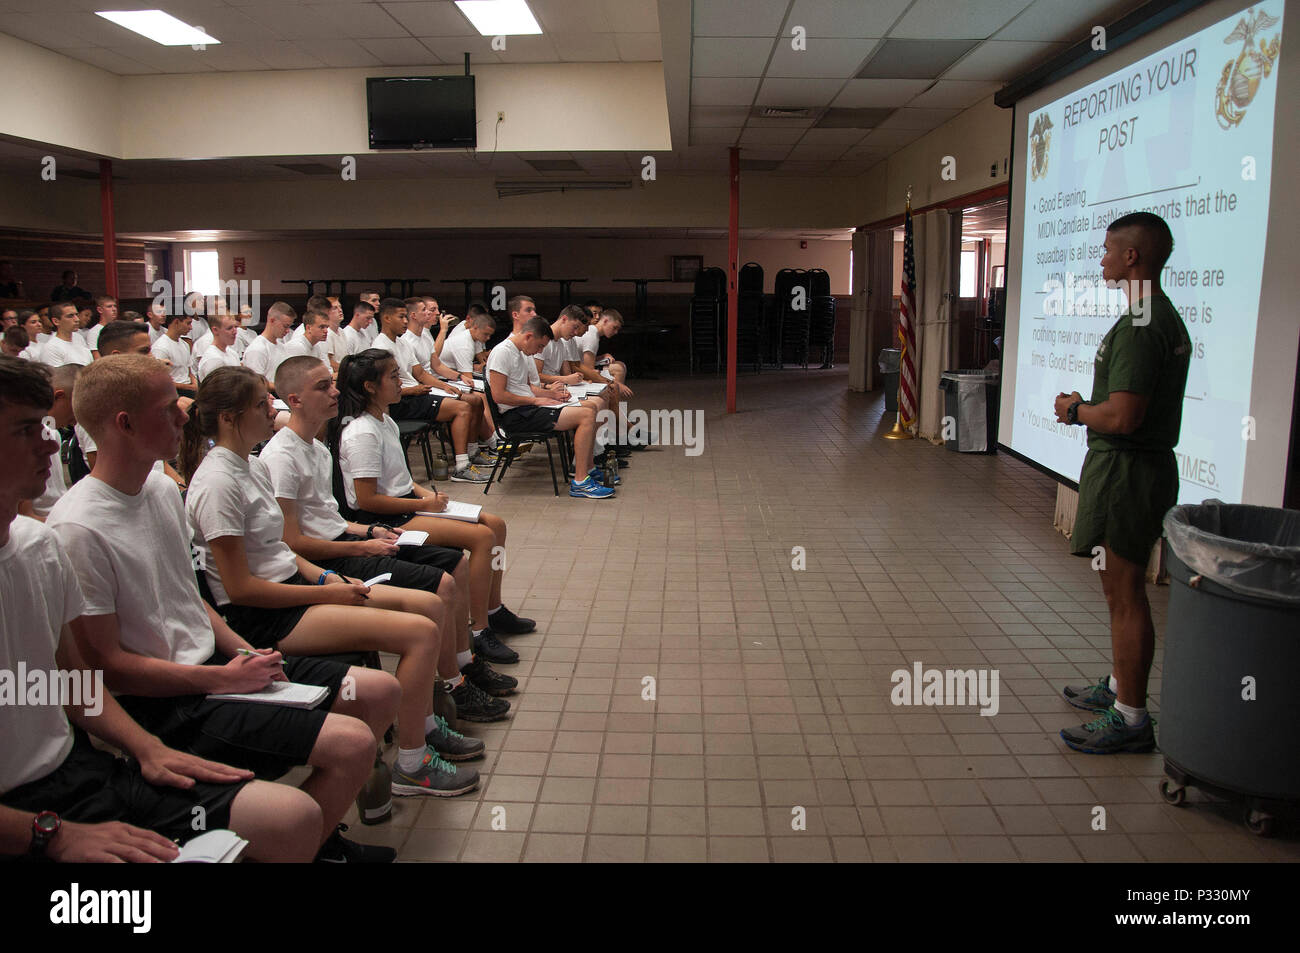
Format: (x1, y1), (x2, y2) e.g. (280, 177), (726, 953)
(96, 10), (219, 46)
(454, 0), (542, 36)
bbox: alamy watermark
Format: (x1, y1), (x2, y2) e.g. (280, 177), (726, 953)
(0, 664), (104, 716)
(891, 662), (1000, 716)
(595, 401), (704, 457)
(150, 272), (261, 324)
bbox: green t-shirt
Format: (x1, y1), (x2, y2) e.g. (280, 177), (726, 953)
(1086, 293), (1191, 452)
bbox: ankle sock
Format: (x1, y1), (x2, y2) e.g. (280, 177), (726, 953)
(455, 453), (470, 470)
(1108, 674), (1118, 693)
(1113, 699), (1147, 726)
(446, 673), (465, 689)
(424, 714), (439, 734)
(456, 649), (473, 668)
(489, 604), (504, 616)
(397, 746), (426, 773)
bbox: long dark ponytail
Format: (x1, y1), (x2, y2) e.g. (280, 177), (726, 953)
(178, 365), (265, 482)
(326, 348), (396, 512)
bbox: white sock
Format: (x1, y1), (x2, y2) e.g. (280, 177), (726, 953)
(424, 714), (440, 734)
(467, 442), (478, 457)
(472, 626), (486, 639)
(457, 649), (473, 668)
(1113, 699), (1147, 726)
(1108, 674), (1118, 693)
(455, 453), (470, 470)
(397, 746), (427, 773)
(486, 434), (499, 449)
(489, 604), (504, 616)
(446, 673), (465, 689)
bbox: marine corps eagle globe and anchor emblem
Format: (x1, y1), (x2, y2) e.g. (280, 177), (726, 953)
(1028, 112), (1052, 181)
(1215, 7), (1282, 128)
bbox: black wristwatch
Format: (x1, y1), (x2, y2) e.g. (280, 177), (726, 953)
(1066, 401), (1083, 425)
(30, 811), (60, 857)
(369, 523), (394, 538)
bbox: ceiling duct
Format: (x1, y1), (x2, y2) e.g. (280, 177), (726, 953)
(495, 179), (633, 198)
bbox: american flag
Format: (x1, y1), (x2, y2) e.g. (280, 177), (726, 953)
(898, 200), (918, 428)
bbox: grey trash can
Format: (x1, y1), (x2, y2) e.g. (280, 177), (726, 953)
(878, 348), (900, 413)
(1159, 501), (1300, 834)
(938, 369), (999, 453)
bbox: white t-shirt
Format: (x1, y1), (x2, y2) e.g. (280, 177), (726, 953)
(151, 334), (192, 384)
(538, 337), (570, 376)
(487, 337), (540, 399)
(190, 330), (214, 371)
(186, 447), (300, 605)
(579, 325), (601, 356)
(233, 326), (258, 359)
(371, 332), (420, 388)
(341, 325), (365, 356)
(361, 322), (378, 345)
(260, 427), (349, 542)
(148, 324), (164, 344)
(0, 516), (81, 792)
(564, 334), (584, 364)
(196, 344), (241, 382)
(401, 328), (433, 375)
(338, 413), (412, 510)
(241, 335), (286, 383)
(84, 322), (105, 353)
(280, 335), (330, 369)
(187, 317), (209, 342)
(441, 329), (478, 374)
(40, 335), (93, 368)
(29, 446), (68, 518)
(47, 472), (214, 666)
(326, 327), (349, 365)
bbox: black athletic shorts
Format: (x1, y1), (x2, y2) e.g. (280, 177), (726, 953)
(116, 653), (348, 780)
(318, 531), (462, 590)
(499, 405), (562, 434)
(348, 491), (420, 527)
(390, 393), (445, 422)
(1, 729), (246, 842)
(219, 572), (317, 649)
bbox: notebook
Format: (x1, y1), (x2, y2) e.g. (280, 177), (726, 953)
(449, 379), (486, 392)
(172, 829), (248, 864)
(395, 530), (429, 546)
(416, 500), (482, 523)
(208, 681), (329, 709)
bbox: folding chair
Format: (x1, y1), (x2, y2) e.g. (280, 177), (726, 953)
(396, 418), (435, 482)
(479, 375), (571, 496)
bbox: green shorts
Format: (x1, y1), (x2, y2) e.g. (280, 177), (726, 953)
(1071, 448), (1178, 566)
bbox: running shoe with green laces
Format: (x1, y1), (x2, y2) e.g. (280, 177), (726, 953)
(391, 747), (480, 796)
(425, 714), (485, 762)
(1060, 706), (1156, 754)
(1062, 675), (1116, 713)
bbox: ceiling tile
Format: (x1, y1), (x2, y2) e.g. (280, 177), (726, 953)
(237, 5), (343, 40)
(552, 32), (620, 61)
(612, 33), (661, 61)
(876, 106), (961, 130)
(906, 79), (1002, 108)
(307, 3), (408, 38)
(858, 127), (927, 148)
(604, 0), (658, 33)
(0, 12), (98, 48)
(786, 0), (912, 38)
(786, 142), (850, 160)
(530, 0), (612, 33)
(690, 77), (760, 106)
(491, 34), (560, 62)
(994, 0), (1136, 42)
(236, 40), (328, 70)
(766, 37), (878, 78)
(691, 37), (774, 78)
(358, 37), (439, 65)
(62, 47), (160, 74)
(690, 106), (752, 127)
(857, 38), (978, 78)
(690, 127), (742, 145)
(778, 159), (833, 174)
(941, 40), (1065, 81)
(739, 146), (793, 160)
(739, 127), (805, 145)
(693, 0), (789, 37)
(194, 47), (275, 71)
(418, 36), (502, 64)
(310, 38), (387, 67)
(890, 0), (1036, 40)
(798, 127), (869, 144)
(755, 77), (845, 108)
(832, 78), (932, 108)
(159, 7), (275, 45)
(380, 2), (478, 36)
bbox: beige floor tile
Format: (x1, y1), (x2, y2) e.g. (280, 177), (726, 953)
(523, 833), (587, 863)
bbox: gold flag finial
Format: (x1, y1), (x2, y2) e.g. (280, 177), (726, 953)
(905, 185), (912, 210)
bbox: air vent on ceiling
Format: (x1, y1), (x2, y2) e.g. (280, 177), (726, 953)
(739, 159), (782, 172)
(754, 106), (814, 119)
(496, 179), (630, 198)
(275, 163), (338, 175)
(815, 107), (894, 129)
(525, 158), (584, 172)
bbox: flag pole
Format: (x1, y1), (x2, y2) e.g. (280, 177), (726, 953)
(883, 185), (915, 440)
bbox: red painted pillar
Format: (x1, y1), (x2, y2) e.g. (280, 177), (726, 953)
(726, 146), (739, 414)
(99, 159), (119, 298)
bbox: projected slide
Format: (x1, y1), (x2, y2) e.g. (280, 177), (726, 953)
(1006, 3), (1283, 504)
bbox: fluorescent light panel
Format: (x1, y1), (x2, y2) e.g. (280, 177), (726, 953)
(95, 10), (219, 46)
(454, 0), (542, 36)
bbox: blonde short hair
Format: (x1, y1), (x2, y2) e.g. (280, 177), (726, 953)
(73, 354), (170, 443)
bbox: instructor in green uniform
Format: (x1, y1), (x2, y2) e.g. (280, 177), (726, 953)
(1052, 211), (1190, 754)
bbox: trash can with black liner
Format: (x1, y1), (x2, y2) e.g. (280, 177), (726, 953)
(878, 348), (900, 413)
(938, 369), (999, 453)
(1158, 501), (1300, 835)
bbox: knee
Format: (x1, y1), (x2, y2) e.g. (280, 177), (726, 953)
(363, 669), (401, 724)
(438, 571), (458, 602)
(315, 713), (375, 769)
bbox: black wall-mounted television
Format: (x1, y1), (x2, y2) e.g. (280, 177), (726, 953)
(367, 76), (477, 150)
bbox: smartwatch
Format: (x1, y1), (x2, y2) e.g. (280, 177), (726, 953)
(30, 811), (60, 857)
(1066, 401), (1083, 425)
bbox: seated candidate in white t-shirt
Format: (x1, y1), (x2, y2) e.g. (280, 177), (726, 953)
(330, 349), (534, 666)
(279, 308), (332, 370)
(441, 308), (495, 375)
(40, 302), (93, 369)
(265, 355), (514, 715)
(149, 313), (197, 395)
(196, 313), (243, 382)
(18, 362), (78, 521)
(0, 354), (325, 863)
(181, 363), (479, 794)
(341, 301), (375, 357)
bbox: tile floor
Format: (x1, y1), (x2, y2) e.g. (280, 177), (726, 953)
(339, 369), (1298, 862)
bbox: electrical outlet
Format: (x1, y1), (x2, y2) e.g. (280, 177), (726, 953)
(497, 111), (505, 122)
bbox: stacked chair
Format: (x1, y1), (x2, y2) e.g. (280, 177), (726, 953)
(735, 261), (765, 372)
(688, 266), (725, 373)
(775, 268), (811, 368)
(806, 268), (837, 369)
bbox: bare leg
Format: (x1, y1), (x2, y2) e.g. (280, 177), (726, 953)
(437, 399), (471, 455)
(434, 572), (461, 677)
(556, 404), (596, 480)
(298, 712), (375, 845)
(398, 518), (496, 629)
(480, 512), (507, 610)
(228, 780), (323, 862)
(1098, 546), (1156, 709)
(329, 666), (400, 743)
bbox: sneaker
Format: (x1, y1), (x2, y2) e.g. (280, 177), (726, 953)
(473, 629), (519, 664)
(500, 440), (532, 455)
(1060, 707), (1156, 754)
(391, 747), (480, 797)
(1062, 675), (1116, 713)
(488, 604), (536, 635)
(570, 476), (615, 499)
(314, 824), (396, 863)
(425, 714), (485, 761)
(461, 656), (518, 696)
(590, 466), (621, 487)
(450, 677), (512, 722)
(450, 464), (491, 483)
(471, 448), (499, 467)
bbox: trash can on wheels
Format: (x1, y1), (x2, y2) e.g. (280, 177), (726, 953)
(878, 348), (900, 413)
(1159, 501), (1300, 836)
(938, 369), (999, 453)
